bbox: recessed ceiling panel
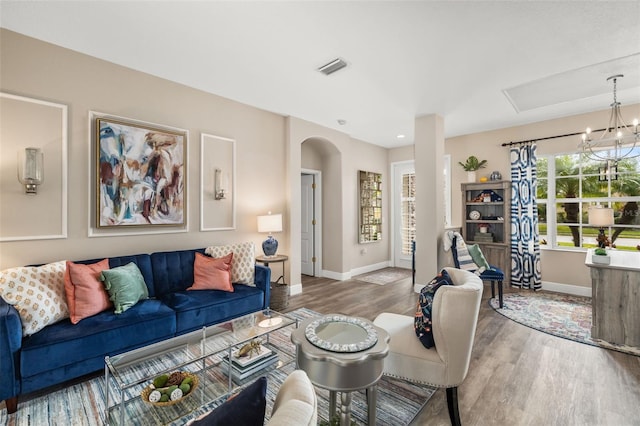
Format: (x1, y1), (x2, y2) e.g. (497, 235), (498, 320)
(504, 53), (640, 113)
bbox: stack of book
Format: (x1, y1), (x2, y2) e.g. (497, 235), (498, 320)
(474, 233), (494, 243)
(222, 344), (278, 381)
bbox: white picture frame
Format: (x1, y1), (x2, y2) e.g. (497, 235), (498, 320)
(200, 133), (236, 231)
(0, 92), (68, 242)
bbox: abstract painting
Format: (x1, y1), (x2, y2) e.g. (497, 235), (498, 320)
(95, 117), (186, 228)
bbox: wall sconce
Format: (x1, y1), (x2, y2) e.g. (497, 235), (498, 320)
(214, 168), (227, 200)
(257, 212), (283, 257)
(588, 206), (614, 249)
(18, 147), (44, 195)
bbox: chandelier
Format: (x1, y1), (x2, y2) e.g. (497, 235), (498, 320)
(578, 74), (639, 163)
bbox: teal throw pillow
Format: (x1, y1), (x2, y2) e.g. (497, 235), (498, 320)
(468, 244), (491, 271)
(100, 262), (149, 314)
(414, 269), (454, 349)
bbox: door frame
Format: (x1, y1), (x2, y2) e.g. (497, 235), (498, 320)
(391, 160), (415, 268)
(301, 168), (323, 277)
(391, 156), (452, 268)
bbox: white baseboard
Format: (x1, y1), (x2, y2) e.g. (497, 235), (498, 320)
(322, 261), (393, 281)
(350, 261), (392, 278)
(289, 282), (303, 296)
(541, 281), (592, 297)
(322, 269), (350, 281)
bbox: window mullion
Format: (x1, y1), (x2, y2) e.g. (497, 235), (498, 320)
(547, 156), (558, 248)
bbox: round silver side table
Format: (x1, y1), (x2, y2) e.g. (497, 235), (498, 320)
(291, 315), (390, 426)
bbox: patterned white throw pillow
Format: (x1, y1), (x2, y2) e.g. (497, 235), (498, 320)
(456, 242), (477, 272)
(205, 242), (255, 285)
(0, 261), (69, 336)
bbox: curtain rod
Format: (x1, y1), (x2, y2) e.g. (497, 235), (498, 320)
(501, 127), (609, 147)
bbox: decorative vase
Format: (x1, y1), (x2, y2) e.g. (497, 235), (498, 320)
(467, 171), (477, 183)
(262, 235), (278, 256)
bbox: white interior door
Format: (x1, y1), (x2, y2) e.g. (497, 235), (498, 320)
(301, 173), (315, 276)
(393, 162), (415, 269)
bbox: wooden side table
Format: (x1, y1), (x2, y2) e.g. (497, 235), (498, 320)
(255, 254), (289, 311)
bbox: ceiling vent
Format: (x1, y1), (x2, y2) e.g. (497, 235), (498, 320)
(318, 58), (347, 76)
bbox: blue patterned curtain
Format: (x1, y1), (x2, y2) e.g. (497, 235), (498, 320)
(510, 143), (541, 290)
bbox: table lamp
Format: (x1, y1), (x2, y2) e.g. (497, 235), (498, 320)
(588, 206), (614, 249)
(257, 212), (282, 256)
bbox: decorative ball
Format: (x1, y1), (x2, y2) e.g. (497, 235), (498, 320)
(170, 388), (184, 401)
(148, 390), (162, 403)
(469, 210), (481, 220)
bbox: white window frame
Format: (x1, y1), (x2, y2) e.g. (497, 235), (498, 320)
(538, 152), (640, 251)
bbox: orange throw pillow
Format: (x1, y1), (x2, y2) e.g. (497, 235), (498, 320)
(64, 259), (112, 324)
(189, 252), (234, 292)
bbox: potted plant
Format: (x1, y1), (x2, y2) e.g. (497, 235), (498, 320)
(592, 247), (610, 265)
(458, 155), (488, 182)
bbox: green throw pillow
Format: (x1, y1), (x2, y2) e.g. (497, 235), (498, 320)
(468, 244), (491, 271)
(100, 262), (149, 314)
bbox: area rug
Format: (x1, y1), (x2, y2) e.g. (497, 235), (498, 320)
(0, 307), (434, 425)
(489, 293), (640, 357)
(353, 268), (412, 285)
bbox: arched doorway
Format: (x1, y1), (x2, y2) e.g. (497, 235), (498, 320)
(301, 137), (341, 278)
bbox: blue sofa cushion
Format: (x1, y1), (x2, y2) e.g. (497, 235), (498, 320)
(20, 299), (175, 378)
(72, 254), (156, 298)
(151, 248), (206, 298)
(162, 284), (265, 334)
(0, 298), (21, 401)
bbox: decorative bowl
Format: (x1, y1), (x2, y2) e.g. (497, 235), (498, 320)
(140, 372), (199, 407)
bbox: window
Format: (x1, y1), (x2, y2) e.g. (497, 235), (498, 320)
(400, 171), (416, 255)
(395, 157), (451, 257)
(537, 150), (640, 251)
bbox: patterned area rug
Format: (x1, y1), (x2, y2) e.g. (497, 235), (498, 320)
(0, 307), (434, 425)
(490, 293), (640, 357)
(353, 268), (412, 285)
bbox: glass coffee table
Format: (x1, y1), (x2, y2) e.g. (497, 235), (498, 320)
(103, 310), (296, 425)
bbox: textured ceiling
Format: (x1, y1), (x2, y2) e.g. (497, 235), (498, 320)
(1, 1), (639, 148)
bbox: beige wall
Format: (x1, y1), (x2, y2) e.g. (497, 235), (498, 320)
(288, 118), (390, 287)
(414, 114), (445, 283)
(0, 29), (287, 269)
(3, 29), (636, 293)
(1, 93), (67, 241)
(0, 30), (393, 288)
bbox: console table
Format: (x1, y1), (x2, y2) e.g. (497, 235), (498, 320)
(585, 249), (640, 347)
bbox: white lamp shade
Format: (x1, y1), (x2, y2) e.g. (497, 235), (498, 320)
(588, 207), (614, 227)
(257, 213), (282, 233)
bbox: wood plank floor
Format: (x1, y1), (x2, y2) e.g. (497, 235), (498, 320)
(284, 271), (640, 426)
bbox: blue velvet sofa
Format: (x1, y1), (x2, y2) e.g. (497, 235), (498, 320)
(0, 247), (271, 414)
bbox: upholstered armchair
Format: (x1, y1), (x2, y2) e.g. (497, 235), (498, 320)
(373, 267), (483, 426)
(267, 370), (318, 426)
